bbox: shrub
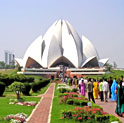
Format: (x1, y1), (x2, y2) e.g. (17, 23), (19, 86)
(31, 82), (39, 92)
(59, 92), (79, 97)
(109, 115), (122, 123)
(72, 88), (78, 92)
(14, 74), (34, 83)
(0, 74), (14, 86)
(73, 100), (80, 106)
(80, 101), (88, 106)
(22, 83), (31, 95)
(62, 110), (73, 119)
(95, 115), (109, 123)
(31, 78), (50, 93)
(9, 81), (25, 99)
(66, 99), (74, 105)
(58, 88), (68, 93)
(55, 78), (59, 81)
(57, 84), (72, 93)
(58, 88), (72, 93)
(0, 82), (5, 96)
(62, 107), (110, 123)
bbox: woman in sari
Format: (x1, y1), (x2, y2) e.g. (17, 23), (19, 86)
(111, 79), (118, 101)
(81, 79), (85, 96)
(93, 79), (98, 99)
(115, 82), (124, 117)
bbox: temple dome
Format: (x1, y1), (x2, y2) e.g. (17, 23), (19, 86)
(16, 20), (108, 68)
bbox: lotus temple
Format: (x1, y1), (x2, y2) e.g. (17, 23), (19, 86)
(16, 20), (109, 79)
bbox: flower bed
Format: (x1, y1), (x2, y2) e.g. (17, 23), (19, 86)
(57, 84), (72, 93)
(5, 113), (27, 123)
(50, 83), (122, 123)
(62, 106), (109, 122)
(9, 99), (37, 106)
(59, 92), (88, 106)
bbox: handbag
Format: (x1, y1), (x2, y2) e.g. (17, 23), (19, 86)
(115, 89), (117, 94)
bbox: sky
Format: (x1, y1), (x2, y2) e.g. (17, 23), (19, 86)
(0, 0), (124, 68)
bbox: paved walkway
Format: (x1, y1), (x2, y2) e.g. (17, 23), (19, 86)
(28, 83), (55, 123)
(85, 92), (124, 122)
(95, 99), (124, 123)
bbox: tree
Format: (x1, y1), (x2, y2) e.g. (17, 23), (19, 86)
(0, 61), (5, 69)
(113, 61), (117, 69)
(9, 82), (25, 99)
(105, 63), (113, 71)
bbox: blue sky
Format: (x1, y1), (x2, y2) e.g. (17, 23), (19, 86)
(0, 0), (124, 67)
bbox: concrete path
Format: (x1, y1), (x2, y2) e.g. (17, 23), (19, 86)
(28, 83), (55, 123)
(95, 99), (124, 123)
(85, 92), (124, 122)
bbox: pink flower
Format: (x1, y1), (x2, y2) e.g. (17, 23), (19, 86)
(61, 117), (64, 119)
(73, 114), (77, 117)
(78, 117), (82, 120)
(102, 111), (108, 115)
(92, 111), (96, 114)
(87, 117), (91, 119)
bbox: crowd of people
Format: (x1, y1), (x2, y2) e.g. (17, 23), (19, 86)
(62, 76), (124, 117)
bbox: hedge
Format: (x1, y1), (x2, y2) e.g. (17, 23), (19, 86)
(0, 74), (34, 86)
(22, 83), (31, 96)
(31, 78), (50, 92)
(0, 82), (6, 96)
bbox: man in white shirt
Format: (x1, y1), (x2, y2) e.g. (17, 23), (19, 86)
(102, 78), (109, 102)
(78, 78), (83, 92)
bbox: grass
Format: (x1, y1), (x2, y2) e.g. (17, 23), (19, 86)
(0, 82), (51, 118)
(0, 96), (40, 117)
(88, 69), (124, 80)
(0, 79), (51, 122)
(0, 68), (18, 75)
(51, 84), (76, 123)
(51, 84), (96, 123)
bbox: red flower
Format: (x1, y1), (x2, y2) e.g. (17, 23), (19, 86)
(78, 117), (82, 120)
(61, 117), (64, 119)
(87, 117), (91, 119)
(102, 111), (108, 115)
(73, 114), (77, 117)
(92, 111), (96, 114)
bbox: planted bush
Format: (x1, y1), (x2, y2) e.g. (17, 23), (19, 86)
(0, 82), (5, 96)
(66, 99), (74, 105)
(59, 92), (88, 106)
(0, 74), (14, 86)
(59, 92), (79, 97)
(31, 82), (39, 92)
(22, 83), (31, 95)
(72, 88), (78, 92)
(9, 81), (25, 99)
(95, 115), (109, 123)
(62, 106), (109, 122)
(31, 78), (50, 93)
(14, 74), (34, 83)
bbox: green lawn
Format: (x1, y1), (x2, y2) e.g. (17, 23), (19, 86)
(51, 84), (76, 123)
(0, 96), (40, 117)
(0, 80), (51, 122)
(88, 69), (124, 80)
(51, 84), (96, 123)
(0, 69), (18, 75)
